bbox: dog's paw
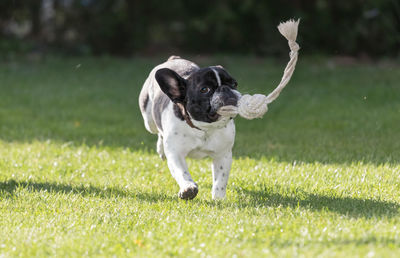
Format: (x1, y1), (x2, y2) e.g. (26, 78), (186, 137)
(178, 185), (198, 200)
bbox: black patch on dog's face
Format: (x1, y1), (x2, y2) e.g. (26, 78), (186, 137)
(155, 67), (239, 123)
(185, 67), (238, 123)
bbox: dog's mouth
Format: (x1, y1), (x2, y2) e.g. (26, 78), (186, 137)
(207, 104), (220, 120)
(208, 95), (239, 120)
(208, 111), (220, 120)
(208, 97), (237, 120)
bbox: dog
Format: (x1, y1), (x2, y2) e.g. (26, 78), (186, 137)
(139, 56), (241, 200)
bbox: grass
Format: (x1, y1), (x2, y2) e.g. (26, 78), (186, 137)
(0, 55), (400, 257)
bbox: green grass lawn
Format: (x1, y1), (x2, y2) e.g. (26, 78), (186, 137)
(0, 55), (400, 257)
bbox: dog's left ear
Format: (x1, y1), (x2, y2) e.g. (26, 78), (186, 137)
(155, 68), (187, 103)
(214, 66), (238, 88)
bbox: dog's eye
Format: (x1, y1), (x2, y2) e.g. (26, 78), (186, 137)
(200, 87), (210, 94)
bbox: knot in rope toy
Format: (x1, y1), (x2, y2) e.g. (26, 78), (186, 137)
(217, 19), (300, 120)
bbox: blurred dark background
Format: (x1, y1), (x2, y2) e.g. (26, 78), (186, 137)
(0, 0), (399, 59)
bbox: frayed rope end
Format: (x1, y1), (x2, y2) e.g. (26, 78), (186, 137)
(277, 19), (300, 42)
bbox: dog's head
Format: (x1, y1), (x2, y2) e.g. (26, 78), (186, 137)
(155, 66), (240, 124)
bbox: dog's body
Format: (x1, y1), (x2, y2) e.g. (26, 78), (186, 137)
(139, 56), (240, 200)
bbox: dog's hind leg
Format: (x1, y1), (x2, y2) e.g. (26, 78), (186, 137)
(157, 134), (165, 160)
(139, 78), (158, 134)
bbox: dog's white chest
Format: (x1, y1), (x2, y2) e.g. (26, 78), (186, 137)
(186, 121), (235, 159)
(187, 135), (218, 159)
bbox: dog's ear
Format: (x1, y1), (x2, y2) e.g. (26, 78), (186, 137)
(214, 67), (238, 89)
(155, 68), (186, 103)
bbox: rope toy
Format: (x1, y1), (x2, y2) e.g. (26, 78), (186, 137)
(217, 19), (300, 119)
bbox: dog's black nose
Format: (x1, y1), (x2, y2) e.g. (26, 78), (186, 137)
(225, 97), (237, 106)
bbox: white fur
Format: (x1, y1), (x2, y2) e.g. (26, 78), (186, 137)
(160, 102), (235, 199)
(211, 68), (221, 87)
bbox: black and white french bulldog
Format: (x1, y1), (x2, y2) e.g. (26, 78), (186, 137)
(139, 56), (241, 200)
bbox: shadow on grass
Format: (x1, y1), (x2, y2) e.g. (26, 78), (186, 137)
(235, 186), (400, 219)
(1, 180), (399, 219)
(0, 179), (176, 203)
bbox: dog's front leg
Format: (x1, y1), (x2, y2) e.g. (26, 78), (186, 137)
(211, 151), (232, 199)
(164, 146), (198, 200)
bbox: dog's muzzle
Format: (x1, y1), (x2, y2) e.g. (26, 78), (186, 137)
(210, 86), (239, 112)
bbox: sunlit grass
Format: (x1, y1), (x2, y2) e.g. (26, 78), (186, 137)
(0, 56), (399, 256)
